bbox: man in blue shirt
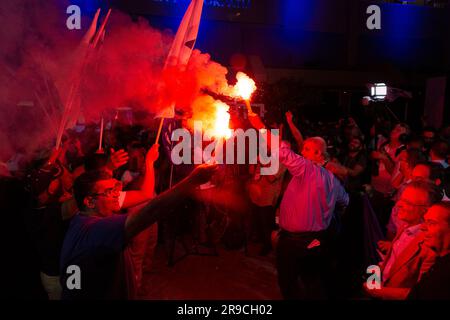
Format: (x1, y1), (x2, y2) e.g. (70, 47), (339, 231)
(248, 112), (349, 299)
(60, 147), (216, 299)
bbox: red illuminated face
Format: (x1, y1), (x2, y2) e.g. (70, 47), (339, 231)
(409, 140), (423, 150)
(395, 187), (430, 226)
(390, 124), (407, 141)
(422, 131), (435, 143)
(422, 206), (450, 254)
(301, 140), (324, 163)
(411, 164), (431, 182)
(348, 138), (362, 152)
(90, 179), (122, 216)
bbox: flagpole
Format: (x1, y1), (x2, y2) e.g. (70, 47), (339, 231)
(92, 9), (112, 48)
(155, 117), (165, 144)
(34, 91), (58, 135)
(55, 8), (111, 149)
(154, 0), (203, 144)
(98, 116), (104, 152)
(244, 99), (253, 114)
(169, 163), (174, 188)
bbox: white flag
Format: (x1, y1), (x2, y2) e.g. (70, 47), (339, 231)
(165, 0), (204, 69)
(156, 0), (204, 118)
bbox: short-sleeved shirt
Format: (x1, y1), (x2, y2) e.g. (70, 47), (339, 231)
(60, 213), (136, 299)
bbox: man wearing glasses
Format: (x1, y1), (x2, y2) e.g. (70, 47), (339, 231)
(408, 202), (450, 299)
(59, 144), (217, 299)
(364, 180), (442, 299)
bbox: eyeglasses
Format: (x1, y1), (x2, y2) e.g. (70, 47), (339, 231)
(91, 181), (122, 198)
(396, 198), (429, 209)
(422, 219), (438, 227)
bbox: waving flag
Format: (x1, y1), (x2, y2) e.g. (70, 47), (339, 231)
(165, 0), (204, 69)
(55, 8), (112, 149)
(155, 0), (204, 119)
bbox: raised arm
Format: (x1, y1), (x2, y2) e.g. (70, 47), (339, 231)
(121, 144), (159, 208)
(371, 148), (396, 175)
(285, 111), (304, 151)
(248, 111), (306, 177)
(326, 161), (365, 180)
(124, 164), (217, 240)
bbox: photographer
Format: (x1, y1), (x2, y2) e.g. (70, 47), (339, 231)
(25, 146), (72, 300)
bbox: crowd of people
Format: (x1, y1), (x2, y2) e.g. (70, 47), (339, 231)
(1, 103), (450, 300)
(247, 109), (450, 300)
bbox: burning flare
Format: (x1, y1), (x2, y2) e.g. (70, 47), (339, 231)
(232, 72), (256, 101)
(213, 101), (232, 139)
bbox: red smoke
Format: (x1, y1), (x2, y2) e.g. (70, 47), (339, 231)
(1, 0), (234, 162)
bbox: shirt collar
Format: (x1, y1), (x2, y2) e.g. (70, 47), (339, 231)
(404, 224), (421, 236)
(432, 159), (447, 165)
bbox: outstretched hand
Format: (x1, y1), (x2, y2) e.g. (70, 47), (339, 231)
(108, 148), (129, 170)
(187, 164), (218, 186)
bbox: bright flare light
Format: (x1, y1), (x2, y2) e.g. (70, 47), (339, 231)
(233, 72), (256, 101)
(213, 101), (232, 139)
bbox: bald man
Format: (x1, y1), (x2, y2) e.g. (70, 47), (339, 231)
(300, 137), (327, 164)
(248, 113), (349, 299)
(387, 162), (444, 238)
(366, 181), (440, 300)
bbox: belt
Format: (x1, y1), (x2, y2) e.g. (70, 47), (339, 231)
(279, 229), (326, 239)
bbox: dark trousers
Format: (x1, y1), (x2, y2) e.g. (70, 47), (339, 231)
(251, 204), (276, 249)
(276, 230), (331, 300)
